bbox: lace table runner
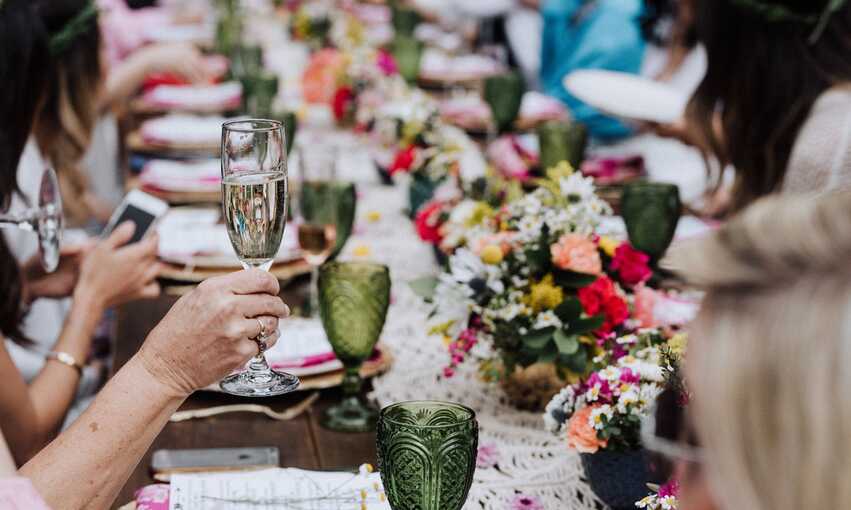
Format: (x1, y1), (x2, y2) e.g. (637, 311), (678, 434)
(339, 183), (602, 510)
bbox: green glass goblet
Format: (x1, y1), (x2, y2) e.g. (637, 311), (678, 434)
(391, 35), (424, 84)
(273, 110), (298, 156)
(318, 262), (391, 432)
(241, 71), (278, 118)
(621, 182), (682, 262)
(536, 119), (588, 171)
(377, 401), (479, 510)
(484, 71), (525, 134)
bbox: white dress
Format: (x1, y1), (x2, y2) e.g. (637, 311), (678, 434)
(4, 140), (103, 426)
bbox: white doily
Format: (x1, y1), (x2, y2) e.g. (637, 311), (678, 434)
(338, 182), (603, 510)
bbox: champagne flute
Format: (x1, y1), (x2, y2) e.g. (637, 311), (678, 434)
(220, 119), (299, 397)
(293, 140), (339, 317)
(0, 167), (64, 272)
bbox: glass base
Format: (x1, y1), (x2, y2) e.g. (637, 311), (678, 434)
(219, 369), (300, 397)
(321, 396), (378, 432)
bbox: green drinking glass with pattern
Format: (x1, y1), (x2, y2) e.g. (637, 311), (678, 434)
(621, 182), (682, 262)
(377, 401), (478, 510)
(318, 262), (391, 432)
(484, 71), (525, 134)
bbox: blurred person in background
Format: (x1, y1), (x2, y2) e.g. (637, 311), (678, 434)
(540, 0), (702, 140)
(660, 0), (851, 214)
(665, 191), (851, 510)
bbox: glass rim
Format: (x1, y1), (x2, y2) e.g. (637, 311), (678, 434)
(222, 118), (283, 133)
(380, 400), (477, 428)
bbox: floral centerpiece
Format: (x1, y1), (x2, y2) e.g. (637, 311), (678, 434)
(636, 481), (679, 510)
(427, 165), (656, 409)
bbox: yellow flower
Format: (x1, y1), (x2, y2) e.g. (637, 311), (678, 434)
(352, 244), (371, 258)
(565, 370), (582, 385)
(401, 121), (424, 145)
(667, 333), (689, 355)
(480, 244), (504, 265)
(442, 335), (453, 348)
(546, 160), (575, 180)
(524, 274), (564, 313)
(428, 320), (455, 337)
(466, 202), (495, 227)
(597, 236), (621, 258)
(367, 210), (382, 222)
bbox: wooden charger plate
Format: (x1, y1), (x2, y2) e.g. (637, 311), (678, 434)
(126, 130), (220, 156)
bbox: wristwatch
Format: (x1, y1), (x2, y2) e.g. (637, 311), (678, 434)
(46, 351), (84, 377)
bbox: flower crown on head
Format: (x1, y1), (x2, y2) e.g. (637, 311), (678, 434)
(729, 0), (847, 44)
(49, 1), (100, 56)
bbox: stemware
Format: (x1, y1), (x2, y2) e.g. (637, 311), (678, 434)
(391, 35), (424, 84)
(293, 140), (339, 317)
(377, 400), (479, 510)
(219, 119), (300, 397)
(536, 119), (588, 171)
(241, 71), (279, 119)
(621, 182), (682, 262)
(484, 71), (524, 134)
(317, 262), (390, 432)
(0, 167), (64, 272)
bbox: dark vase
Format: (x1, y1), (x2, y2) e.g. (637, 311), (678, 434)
(580, 450), (653, 510)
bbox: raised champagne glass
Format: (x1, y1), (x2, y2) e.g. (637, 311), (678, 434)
(318, 262), (391, 432)
(220, 119), (299, 396)
(293, 139), (339, 317)
(0, 167), (64, 272)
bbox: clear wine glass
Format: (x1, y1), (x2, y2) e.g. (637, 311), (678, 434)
(293, 139), (339, 317)
(0, 167), (64, 272)
(220, 119), (300, 397)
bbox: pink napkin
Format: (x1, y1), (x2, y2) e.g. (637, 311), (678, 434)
(580, 155), (646, 185)
(0, 477), (51, 510)
(135, 484), (169, 510)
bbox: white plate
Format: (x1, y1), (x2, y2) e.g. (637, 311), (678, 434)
(563, 69), (688, 124)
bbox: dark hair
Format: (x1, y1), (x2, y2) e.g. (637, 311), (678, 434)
(687, 0), (851, 210)
(641, 0), (698, 48)
(0, 0), (49, 342)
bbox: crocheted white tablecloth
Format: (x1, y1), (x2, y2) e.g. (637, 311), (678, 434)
(338, 180), (602, 510)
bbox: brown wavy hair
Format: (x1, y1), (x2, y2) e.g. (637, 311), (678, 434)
(686, 0), (851, 211)
(33, 0), (103, 225)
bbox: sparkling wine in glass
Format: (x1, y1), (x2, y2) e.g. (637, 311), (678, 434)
(219, 119), (299, 397)
(294, 141), (339, 317)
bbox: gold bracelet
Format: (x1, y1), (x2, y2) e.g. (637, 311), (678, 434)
(46, 351), (84, 377)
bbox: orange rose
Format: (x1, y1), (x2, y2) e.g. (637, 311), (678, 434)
(550, 234), (602, 275)
(566, 405), (608, 453)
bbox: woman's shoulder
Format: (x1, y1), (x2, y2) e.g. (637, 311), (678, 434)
(784, 85), (851, 194)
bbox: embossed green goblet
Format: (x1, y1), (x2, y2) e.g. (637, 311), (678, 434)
(377, 401), (479, 510)
(537, 119), (588, 171)
(484, 71), (525, 134)
(318, 262), (391, 432)
(621, 182), (682, 262)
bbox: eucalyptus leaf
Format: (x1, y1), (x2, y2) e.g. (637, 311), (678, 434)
(564, 347), (588, 373)
(568, 315), (605, 336)
(523, 327), (555, 350)
(538, 344), (558, 364)
(554, 297), (582, 322)
(409, 276), (439, 301)
(553, 329), (580, 355)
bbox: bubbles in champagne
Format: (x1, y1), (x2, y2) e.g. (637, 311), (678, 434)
(223, 170), (288, 268)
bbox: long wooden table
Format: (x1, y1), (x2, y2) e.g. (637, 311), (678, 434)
(112, 282), (377, 508)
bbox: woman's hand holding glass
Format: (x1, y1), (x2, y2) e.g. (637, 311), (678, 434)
(135, 269), (289, 397)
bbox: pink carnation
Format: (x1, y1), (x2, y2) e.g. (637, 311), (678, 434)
(550, 234), (602, 274)
(610, 243), (652, 287)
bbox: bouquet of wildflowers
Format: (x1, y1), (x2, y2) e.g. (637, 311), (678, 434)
(428, 165), (656, 379)
(636, 480), (679, 510)
(542, 330), (678, 453)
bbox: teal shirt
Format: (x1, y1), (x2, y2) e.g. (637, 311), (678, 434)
(540, 0), (646, 140)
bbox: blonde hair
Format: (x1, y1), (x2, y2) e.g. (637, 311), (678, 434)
(665, 191), (851, 510)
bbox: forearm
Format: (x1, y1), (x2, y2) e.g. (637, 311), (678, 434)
(101, 51), (150, 111)
(20, 357), (185, 510)
(27, 290), (105, 447)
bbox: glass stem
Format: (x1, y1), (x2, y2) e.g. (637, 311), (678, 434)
(310, 265), (320, 317)
(247, 352), (273, 382)
(341, 364), (363, 398)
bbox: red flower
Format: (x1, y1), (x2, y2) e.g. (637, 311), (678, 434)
(610, 243), (652, 287)
(578, 276), (628, 336)
(415, 200), (445, 244)
(332, 86), (355, 122)
(389, 145), (417, 176)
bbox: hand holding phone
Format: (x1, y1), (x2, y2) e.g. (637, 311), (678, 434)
(102, 190), (169, 244)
